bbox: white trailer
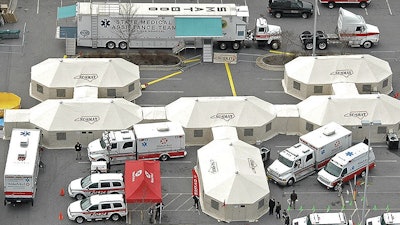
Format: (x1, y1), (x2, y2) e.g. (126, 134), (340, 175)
(299, 7), (379, 50)
(56, 2), (282, 53)
(87, 121), (186, 165)
(4, 129), (41, 206)
(267, 122), (352, 186)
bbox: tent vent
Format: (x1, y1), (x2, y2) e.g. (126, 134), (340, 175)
(323, 127), (335, 136)
(209, 159), (218, 174)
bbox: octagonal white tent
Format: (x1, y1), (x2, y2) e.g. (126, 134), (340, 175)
(283, 55), (393, 100)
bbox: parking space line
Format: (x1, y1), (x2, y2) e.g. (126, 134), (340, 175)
(224, 63), (237, 96)
(141, 90), (184, 93)
(163, 193), (182, 209)
(175, 196), (192, 211)
(386, 0), (393, 15)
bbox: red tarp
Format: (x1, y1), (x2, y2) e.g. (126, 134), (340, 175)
(124, 160), (162, 203)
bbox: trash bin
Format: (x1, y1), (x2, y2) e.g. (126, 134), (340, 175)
(386, 133), (399, 150)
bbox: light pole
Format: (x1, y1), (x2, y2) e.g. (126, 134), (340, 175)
(312, 0), (317, 56)
(360, 120), (381, 225)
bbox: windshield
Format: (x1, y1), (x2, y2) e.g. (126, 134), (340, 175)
(80, 175), (92, 188)
(100, 137), (107, 149)
(80, 198), (92, 210)
(380, 214), (387, 225)
(324, 162), (342, 177)
(306, 216), (312, 225)
(278, 154), (294, 168)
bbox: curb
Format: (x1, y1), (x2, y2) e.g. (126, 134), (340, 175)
(256, 54), (285, 72)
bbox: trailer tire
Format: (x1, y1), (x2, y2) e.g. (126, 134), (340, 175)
(274, 12), (282, 19)
(106, 41), (116, 49)
(302, 31), (311, 35)
(318, 41), (327, 50)
(305, 42), (313, 50)
(232, 42), (241, 50)
(359, 2), (367, 8)
(4, 199), (6, 206)
(270, 40), (281, 50)
(362, 41), (372, 49)
(159, 154), (170, 161)
(76, 216), (85, 224)
(287, 178), (295, 186)
(328, 2), (335, 9)
(110, 213), (120, 221)
(119, 42), (128, 50)
(219, 42), (227, 50)
(75, 194), (85, 200)
(301, 13), (309, 19)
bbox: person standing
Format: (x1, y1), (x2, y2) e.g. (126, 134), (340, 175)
(75, 142), (82, 160)
(290, 190), (297, 209)
(269, 198), (276, 215)
(275, 202), (282, 219)
(337, 179), (343, 197)
(193, 195), (199, 209)
(282, 209), (289, 225)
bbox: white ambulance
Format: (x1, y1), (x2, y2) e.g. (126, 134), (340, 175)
(68, 173), (124, 200)
(292, 212), (352, 225)
(67, 194), (127, 224)
(3, 129), (41, 206)
(317, 142), (376, 190)
(366, 212), (400, 225)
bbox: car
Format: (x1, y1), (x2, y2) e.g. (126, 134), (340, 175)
(67, 194), (127, 224)
(68, 173), (124, 200)
(268, 0), (314, 19)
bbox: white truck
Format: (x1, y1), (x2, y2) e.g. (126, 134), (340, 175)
(4, 129), (41, 206)
(267, 122), (352, 186)
(292, 212), (352, 225)
(299, 7), (379, 50)
(56, 2), (282, 52)
(87, 122), (186, 165)
(317, 142), (376, 190)
(366, 212), (400, 225)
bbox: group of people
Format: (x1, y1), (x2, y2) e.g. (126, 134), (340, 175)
(269, 190), (298, 225)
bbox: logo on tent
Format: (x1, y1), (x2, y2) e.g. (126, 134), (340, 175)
(74, 116), (100, 124)
(74, 74), (99, 82)
(344, 111), (368, 120)
(330, 69), (353, 77)
(210, 113), (235, 121)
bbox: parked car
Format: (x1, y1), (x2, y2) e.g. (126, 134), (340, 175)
(268, 0), (314, 19)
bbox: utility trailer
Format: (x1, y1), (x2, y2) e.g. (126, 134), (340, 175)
(299, 7), (379, 50)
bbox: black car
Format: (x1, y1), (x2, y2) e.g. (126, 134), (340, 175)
(268, 0), (314, 19)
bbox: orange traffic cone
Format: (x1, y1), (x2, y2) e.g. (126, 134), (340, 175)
(60, 188), (65, 196)
(59, 212), (64, 220)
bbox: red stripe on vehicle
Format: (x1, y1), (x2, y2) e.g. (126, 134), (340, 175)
(4, 191), (33, 196)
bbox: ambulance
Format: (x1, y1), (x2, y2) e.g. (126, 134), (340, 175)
(292, 212), (352, 225)
(67, 194), (127, 224)
(317, 142), (376, 190)
(366, 212), (400, 225)
(3, 129), (41, 206)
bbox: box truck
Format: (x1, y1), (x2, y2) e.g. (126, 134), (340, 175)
(267, 122), (352, 186)
(366, 212), (400, 225)
(4, 129), (41, 206)
(56, 2), (282, 52)
(317, 142), (376, 190)
(87, 122), (186, 165)
(299, 7), (379, 50)
(292, 212), (352, 225)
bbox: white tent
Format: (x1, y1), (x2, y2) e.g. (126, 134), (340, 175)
(283, 55), (393, 100)
(30, 58), (142, 102)
(196, 126), (269, 222)
(297, 94), (400, 142)
(165, 96), (277, 145)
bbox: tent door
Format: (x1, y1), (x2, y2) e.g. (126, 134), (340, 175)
(230, 205), (247, 221)
(80, 131), (94, 146)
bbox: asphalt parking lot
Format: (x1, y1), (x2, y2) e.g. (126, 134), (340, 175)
(1, 0), (400, 224)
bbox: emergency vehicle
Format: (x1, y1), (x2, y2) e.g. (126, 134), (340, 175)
(87, 121), (186, 165)
(319, 0), (370, 9)
(317, 142), (376, 190)
(299, 8), (379, 50)
(4, 129), (41, 206)
(366, 212), (400, 225)
(267, 122), (352, 186)
(68, 173), (124, 200)
(67, 194), (127, 224)
(292, 212), (352, 225)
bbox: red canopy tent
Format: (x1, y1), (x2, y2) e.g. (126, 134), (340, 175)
(124, 160), (162, 203)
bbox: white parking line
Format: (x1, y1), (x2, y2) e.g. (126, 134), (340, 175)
(142, 90), (184, 93)
(37, 0), (40, 14)
(265, 91), (285, 93)
(375, 160), (397, 163)
(386, 0), (393, 15)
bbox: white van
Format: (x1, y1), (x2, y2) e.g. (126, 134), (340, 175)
(317, 142), (375, 190)
(67, 194), (127, 224)
(366, 212), (400, 225)
(68, 173), (124, 200)
(292, 212), (351, 225)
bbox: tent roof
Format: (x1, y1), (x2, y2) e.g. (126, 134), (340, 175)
(165, 96), (276, 128)
(29, 98), (142, 131)
(124, 161), (162, 203)
(31, 58), (140, 87)
(285, 55), (392, 84)
(197, 138), (269, 204)
(297, 94), (400, 126)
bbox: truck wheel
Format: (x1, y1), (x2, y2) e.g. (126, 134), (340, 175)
(274, 12), (282, 19)
(359, 2), (367, 8)
(75, 216), (85, 224)
(270, 40), (281, 50)
(219, 42), (227, 50)
(159, 154), (170, 161)
(110, 213), (120, 221)
(232, 42), (241, 50)
(305, 42), (313, 50)
(106, 41), (116, 49)
(119, 42), (128, 50)
(362, 41), (372, 49)
(301, 13), (309, 19)
(328, 2), (335, 9)
(318, 41), (327, 50)
(302, 31), (311, 35)
(287, 178), (295, 186)
(75, 194), (85, 200)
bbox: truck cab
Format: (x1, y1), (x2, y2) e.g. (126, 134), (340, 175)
(366, 212), (400, 225)
(292, 212), (351, 225)
(252, 17), (282, 50)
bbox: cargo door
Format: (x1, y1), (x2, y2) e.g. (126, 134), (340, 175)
(231, 205), (247, 221)
(236, 24), (246, 40)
